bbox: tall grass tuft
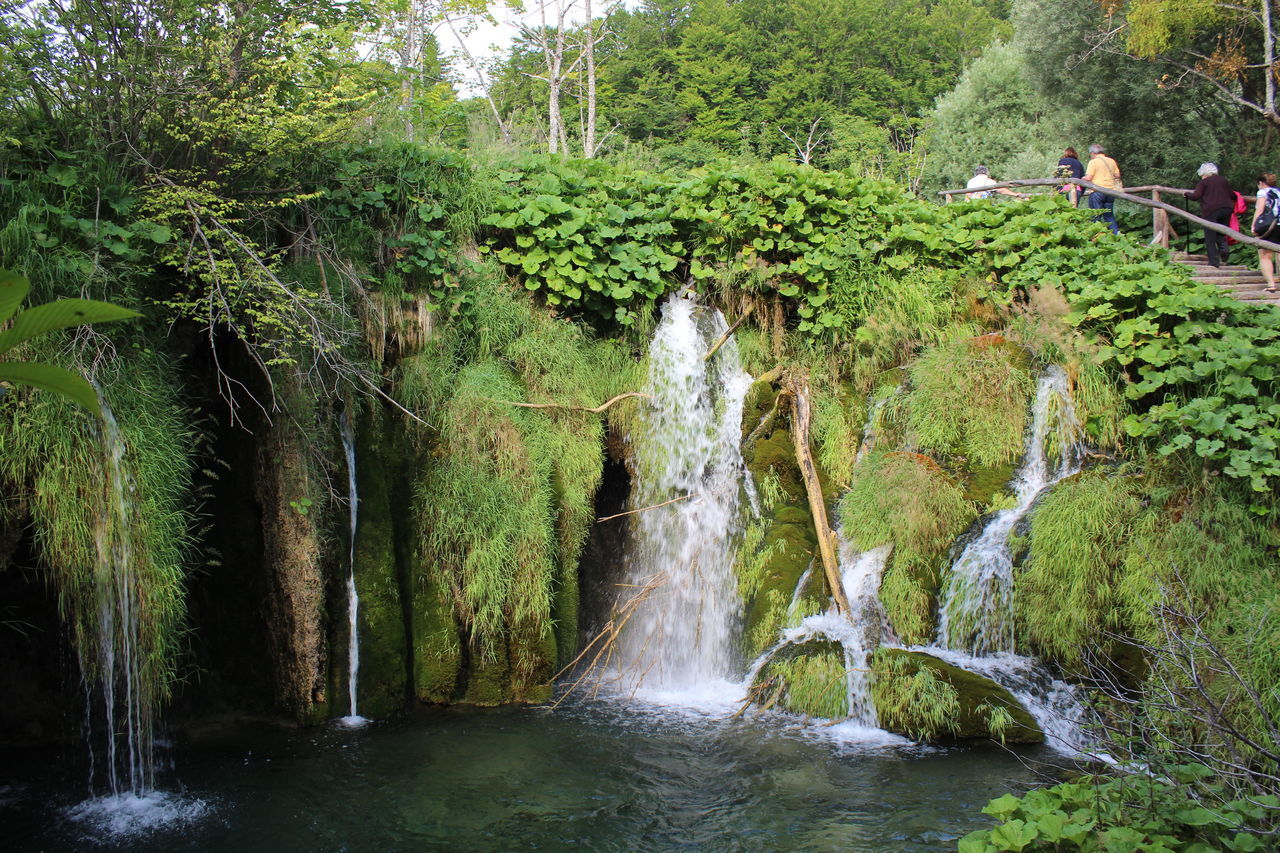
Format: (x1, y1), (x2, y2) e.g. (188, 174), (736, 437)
(839, 451), (977, 644)
(905, 335), (1035, 468)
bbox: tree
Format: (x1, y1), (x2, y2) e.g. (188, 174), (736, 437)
(1114, 0), (1280, 129)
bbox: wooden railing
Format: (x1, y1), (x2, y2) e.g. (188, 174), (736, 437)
(938, 177), (1280, 255)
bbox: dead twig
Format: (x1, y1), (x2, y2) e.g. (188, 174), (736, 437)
(491, 391), (652, 413)
(704, 303), (755, 362)
(595, 494), (698, 523)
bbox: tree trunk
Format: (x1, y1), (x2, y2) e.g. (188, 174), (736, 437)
(583, 0), (597, 158)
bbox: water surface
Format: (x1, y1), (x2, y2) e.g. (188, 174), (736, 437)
(3, 699), (1062, 852)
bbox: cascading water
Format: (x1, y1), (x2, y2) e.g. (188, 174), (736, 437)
(937, 366), (1084, 656)
(339, 413), (367, 727)
(67, 396), (208, 836)
(91, 398), (151, 796)
(612, 294), (752, 702)
(835, 543), (893, 726)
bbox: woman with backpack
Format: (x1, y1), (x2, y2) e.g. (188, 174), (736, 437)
(1252, 174), (1280, 292)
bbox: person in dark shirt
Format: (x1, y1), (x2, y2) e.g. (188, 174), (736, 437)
(1186, 162), (1235, 267)
(1057, 147), (1084, 205)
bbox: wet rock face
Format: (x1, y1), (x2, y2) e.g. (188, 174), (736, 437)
(871, 648), (1042, 743)
(254, 401), (328, 724)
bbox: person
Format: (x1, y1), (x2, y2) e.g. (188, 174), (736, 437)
(1056, 147), (1085, 205)
(965, 166), (1029, 200)
(1082, 144), (1122, 234)
(1185, 162), (1235, 267)
(1253, 174), (1280, 292)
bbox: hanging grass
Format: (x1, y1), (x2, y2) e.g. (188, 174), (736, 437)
(0, 338), (193, 746)
(406, 272), (641, 689)
(759, 641), (849, 720)
(1016, 469), (1143, 669)
(839, 451), (977, 644)
(905, 334), (1035, 468)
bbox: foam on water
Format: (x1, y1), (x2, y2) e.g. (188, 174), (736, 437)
(66, 790), (211, 839)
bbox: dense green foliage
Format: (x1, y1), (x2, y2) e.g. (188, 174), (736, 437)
(402, 270), (640, 691)
(839, 451), (976, 644)
(491, 0), (1009, 168)
(962, 769), (1278, 853)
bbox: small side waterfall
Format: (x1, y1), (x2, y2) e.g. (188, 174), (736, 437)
(612, 295), (752, 701)
(338, 413), (367, 727)
(937, 366), (1084, 655)
(91, 399), (151, 796)
(837, 543), (893, 726)
(66, 397), (209, 836)
(917, 647), (1093, 754)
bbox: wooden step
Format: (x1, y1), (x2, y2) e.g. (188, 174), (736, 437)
(1189, 265), (1256, 276)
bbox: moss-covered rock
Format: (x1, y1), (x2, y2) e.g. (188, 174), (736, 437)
(871, 648), (1041, 743)
(750, 639), (848, 719)
(737, 380), (825, 659)
(348, 404), (409, 717)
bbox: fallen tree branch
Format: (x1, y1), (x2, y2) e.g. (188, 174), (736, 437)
(704, 303), (755, 362)
(491, 391), (652, 413)
(783, 374), (851, 615)
(596, 493), (698, 523)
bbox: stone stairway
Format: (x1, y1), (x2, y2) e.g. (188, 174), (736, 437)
(1172, 252), (1280, 307)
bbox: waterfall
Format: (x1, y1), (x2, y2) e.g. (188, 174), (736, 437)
(612, 295), (752, 700)
(65, 398), (209, 836)
(338, 413), (367, 727)
(937, 366), (1084, 656)
(836, 543), (893, 726)
(85, 398), (151, 796)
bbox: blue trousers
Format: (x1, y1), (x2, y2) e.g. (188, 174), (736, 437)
(1087, 191), (1119, 234)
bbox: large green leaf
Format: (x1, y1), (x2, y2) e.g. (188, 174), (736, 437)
(0, 298), (139, 354)
(0, 361), (101, 415)
(0, 269), (29, 324)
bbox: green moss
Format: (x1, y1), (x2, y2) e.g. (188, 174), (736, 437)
(412, 574), (463, 704)
(737, 385), (823, 660)
(871, 649), (1041, 742)
(349, 405), (408, 717)
(839, 451), (977, 644)
(756, 640), (849, 719)
(905, 335), (1035, 468)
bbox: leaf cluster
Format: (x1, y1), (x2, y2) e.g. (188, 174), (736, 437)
(961, 768), (1278, 853)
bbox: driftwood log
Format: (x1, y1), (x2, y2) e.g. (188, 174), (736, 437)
(781, 374), (851, 616)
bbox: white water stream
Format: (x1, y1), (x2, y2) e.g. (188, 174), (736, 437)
(339, 413), (367, 727)
(937, 366), (1084, 656)
(612, 295), (752, 707)
(67, 397), (208, 836)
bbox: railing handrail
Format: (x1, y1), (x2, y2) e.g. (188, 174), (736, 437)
(937, 177), (1280, 254)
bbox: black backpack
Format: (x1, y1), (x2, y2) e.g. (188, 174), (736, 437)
(1254, 188), (1280, 236)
